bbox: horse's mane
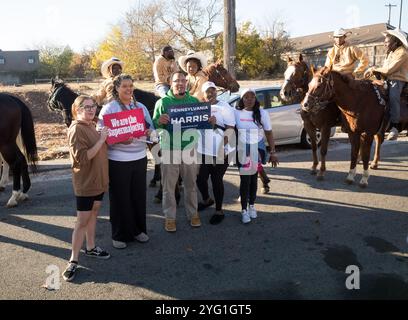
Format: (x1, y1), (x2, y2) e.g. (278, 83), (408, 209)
(318, 68), (373, 92)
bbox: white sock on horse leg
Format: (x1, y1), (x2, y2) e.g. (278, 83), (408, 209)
(346, 168), (357, 182)
(7, 190), (21, 208)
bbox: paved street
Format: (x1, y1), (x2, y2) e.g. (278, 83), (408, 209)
(0, 135), (408, 300)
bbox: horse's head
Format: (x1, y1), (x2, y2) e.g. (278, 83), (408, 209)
(280, 54), (311, 103)
(203, 60), (240, 93)
(301, 66), (335, 112)
(48, 78), (76, 127)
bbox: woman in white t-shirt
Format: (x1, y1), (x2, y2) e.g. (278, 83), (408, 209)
(235, 88), (279, 224)
(196, 82), (236, 225)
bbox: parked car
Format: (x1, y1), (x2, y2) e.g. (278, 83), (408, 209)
(218, 87), (336, 149)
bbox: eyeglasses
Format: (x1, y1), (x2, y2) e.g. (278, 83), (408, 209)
(81, 104), (97, 111)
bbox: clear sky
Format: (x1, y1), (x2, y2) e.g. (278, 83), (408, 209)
(1, 0), (407, 52)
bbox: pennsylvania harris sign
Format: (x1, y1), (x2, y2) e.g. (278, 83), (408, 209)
(168, 102), (212, 131)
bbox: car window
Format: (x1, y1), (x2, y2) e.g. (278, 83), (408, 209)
(256, 92), (266, 108)
(269, 90), (287, 108)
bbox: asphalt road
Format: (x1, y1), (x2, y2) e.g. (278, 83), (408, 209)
(0, 134), (408, 300)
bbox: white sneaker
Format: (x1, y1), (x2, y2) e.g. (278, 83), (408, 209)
(387, 127), (399, 141)
(135, 232), (149, 243)
(241, 210), (251, 224)
(248, 205), (257, 219)
(112, 240), (127, 249)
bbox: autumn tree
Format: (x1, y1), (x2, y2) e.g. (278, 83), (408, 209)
(160, 0), (222, 51)
(38, 45), (74, 78)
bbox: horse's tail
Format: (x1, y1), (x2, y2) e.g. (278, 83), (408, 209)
(13, 97), (38, 170)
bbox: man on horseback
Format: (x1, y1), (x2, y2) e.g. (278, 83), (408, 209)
(93, 57), (124, 106)
(364, 29), (408, 141)
(153, 46), (178, 98)
(325, 28), (369, 78)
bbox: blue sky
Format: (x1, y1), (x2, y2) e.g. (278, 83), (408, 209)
(1, 0), (406, 52)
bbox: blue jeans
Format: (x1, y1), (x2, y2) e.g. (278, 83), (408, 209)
(155, 84), (170, 98)
(388, 80), (405, 124)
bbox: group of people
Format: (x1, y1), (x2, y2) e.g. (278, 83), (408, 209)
(62, 49), (278, 282)
(324, 28), (408, 140)
(62, 26), (408, 282)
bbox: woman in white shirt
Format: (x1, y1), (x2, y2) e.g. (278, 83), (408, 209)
(196, 82), (236, 225)
(235, 89), (279, 224)
(98, 74), (154, 249)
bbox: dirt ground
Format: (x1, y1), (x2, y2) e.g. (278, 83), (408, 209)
(0, 80), (282, 161)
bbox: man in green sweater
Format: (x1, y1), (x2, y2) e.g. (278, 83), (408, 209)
(153, 71), (201, 232)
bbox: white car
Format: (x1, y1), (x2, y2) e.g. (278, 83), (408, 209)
(218, 87), (336, 149)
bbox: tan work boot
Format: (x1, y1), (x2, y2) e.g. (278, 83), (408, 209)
(190, 214), (202, 228)
(165, 219), (177, 232)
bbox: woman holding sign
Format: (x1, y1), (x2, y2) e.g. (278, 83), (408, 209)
(98, 74), (154, 249)
(63, 95), (110, 282)
(235, 89), (279, 225)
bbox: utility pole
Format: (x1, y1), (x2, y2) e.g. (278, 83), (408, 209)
(224, 0), (236, 78)
(385, 3), (397, 25)
(399, 0), (404, 29)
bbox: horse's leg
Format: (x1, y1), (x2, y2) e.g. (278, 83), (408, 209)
(370, 133), (383, 170)
(0, 154), (10, 192)
(317, 126), (331, 181)
(359, 134), (374, 188)
(304, 120), (319, 175)
(0, 144), (21, 208)
(345, 133), (360, 185)
(17, 155), (30, 202)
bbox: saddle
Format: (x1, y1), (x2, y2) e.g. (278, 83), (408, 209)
(371, 80), (408, 105)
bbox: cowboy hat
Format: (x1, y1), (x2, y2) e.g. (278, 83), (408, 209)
(178, 51), (208, 73)
(382, 29), (408, 49)
(101, 57), (124, 78)
(333, 28), (352, 38)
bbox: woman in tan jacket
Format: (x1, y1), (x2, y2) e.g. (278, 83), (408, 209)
(62, 95), (110, 282)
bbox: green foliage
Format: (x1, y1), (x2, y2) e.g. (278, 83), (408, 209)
(215, 21), (294, 79)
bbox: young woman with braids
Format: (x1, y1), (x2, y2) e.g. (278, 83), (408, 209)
(97, 74), (154, 249)
(234, 89), (279, 224)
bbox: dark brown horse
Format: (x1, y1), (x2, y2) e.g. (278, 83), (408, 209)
(0, 93), (38, 207)
(302, 67), (388, 188)
(203, 60), (240, 93)
(280, 55), (341, 180)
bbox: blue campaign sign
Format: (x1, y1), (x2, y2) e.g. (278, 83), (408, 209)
(168, 102), (212, 131)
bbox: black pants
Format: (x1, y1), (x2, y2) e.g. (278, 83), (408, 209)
(240, 173), (258, 211)
(109, 157), (147, 242)
(196, 156), (229, 211)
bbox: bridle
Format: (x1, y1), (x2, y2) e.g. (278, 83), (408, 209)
(283, 63), (310, 102)
(302, 72), (335, 112)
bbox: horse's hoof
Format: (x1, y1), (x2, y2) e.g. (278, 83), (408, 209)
(317, 175), (324, 181)
(310, 170), (318, 176)
(345, 179), (354, 185)
(370, 164), (378, 170)
(6, 200), (18, 208)
(17, 193), (29, 202)
(359, 183), (368, 189)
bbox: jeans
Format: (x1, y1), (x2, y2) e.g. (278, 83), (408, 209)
(155, 84), (170, 98)
(388, 80), (405, 124)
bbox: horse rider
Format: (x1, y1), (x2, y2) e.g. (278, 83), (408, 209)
(325, 28), (369, 79)
(153, 46), (178, 98)
(178, 51), (209, 102)
(93, 57), (124, 106)
(364, 29), (408, 141)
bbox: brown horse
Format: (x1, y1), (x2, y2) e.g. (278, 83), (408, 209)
(280, 55), (341, 180)
(0, 93), (38, 207)
(203, 60), (240, 93)
(302, 67), (388, 188)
